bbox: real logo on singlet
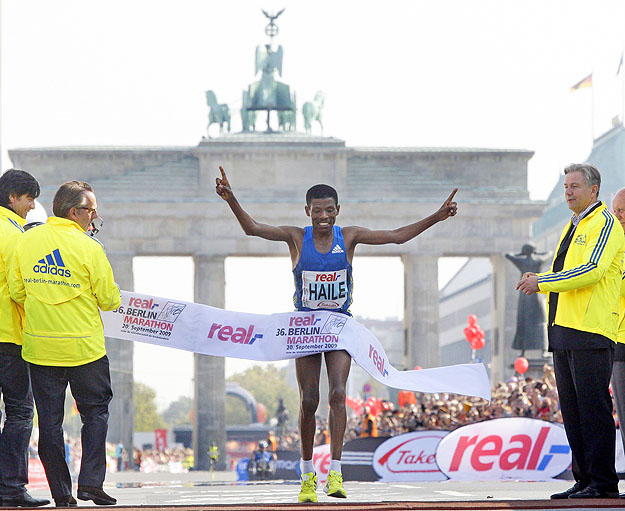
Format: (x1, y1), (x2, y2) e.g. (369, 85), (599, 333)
(301, 269), (347, 309)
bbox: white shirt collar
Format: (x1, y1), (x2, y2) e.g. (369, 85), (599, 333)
(571, 201), (600, 226)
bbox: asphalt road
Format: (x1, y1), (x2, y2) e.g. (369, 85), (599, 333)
(22, 471), (625, 508)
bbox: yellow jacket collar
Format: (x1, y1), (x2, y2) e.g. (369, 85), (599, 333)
(0, 205), (26, 227)
(47, 216), (86, 232)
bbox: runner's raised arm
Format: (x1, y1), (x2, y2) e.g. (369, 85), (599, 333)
(343, 188), (458, 251)
(216, 166), (302, 243)
(216, 167), (303, 263)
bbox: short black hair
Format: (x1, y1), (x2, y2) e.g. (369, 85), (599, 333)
(0, 169), (40, 209)
(305, 184), (338, 207)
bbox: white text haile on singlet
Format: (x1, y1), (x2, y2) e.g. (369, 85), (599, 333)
(301, 269), (348, 309)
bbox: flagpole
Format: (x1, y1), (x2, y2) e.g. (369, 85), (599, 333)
(591, 70), (595, 141)
(621, 59), (625, 126)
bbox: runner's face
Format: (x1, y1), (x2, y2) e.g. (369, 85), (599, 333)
(306, 197), (339, 233)
(9, 193), (36, 219)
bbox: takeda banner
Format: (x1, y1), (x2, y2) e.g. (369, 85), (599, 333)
(373, 431), (448, 481)
(101, 291), (491, 400)
(435, 418), (571, 481)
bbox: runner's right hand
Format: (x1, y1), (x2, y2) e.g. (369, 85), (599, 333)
(215, 166), (233, 200)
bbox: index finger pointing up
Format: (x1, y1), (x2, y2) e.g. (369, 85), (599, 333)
(446, 188), (458, 203)
(219, 166), (227, 180)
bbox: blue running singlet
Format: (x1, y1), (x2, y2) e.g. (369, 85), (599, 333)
(293, 226), (353, 315)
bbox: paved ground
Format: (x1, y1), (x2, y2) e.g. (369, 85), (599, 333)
(20, 471), (625, 510)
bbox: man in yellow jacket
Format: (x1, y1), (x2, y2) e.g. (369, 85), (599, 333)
(0, 169), (50, 508)
(9, 181), (121, 507)
(517, 163), (624, 499)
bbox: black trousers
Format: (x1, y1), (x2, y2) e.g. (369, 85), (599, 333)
(553, 348), (618, 492)
(29, 356), (113, 501)
(0, 349), (34, 498)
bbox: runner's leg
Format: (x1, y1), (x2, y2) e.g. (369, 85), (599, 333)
(295, 354), (322, 461)
(324, 350), (351, 460)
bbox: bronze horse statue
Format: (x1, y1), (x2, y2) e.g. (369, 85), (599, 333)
(205, 90), (231, 136)
(302, 91), (324, 134)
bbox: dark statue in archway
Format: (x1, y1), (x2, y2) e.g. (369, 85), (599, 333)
(506, 244), (551, 354)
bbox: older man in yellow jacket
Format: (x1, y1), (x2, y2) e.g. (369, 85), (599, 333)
(517, 163), (624, 499)
(0, 169), (50, 508)
(9, 181), (121, 507)
(610, 188), (625, 491)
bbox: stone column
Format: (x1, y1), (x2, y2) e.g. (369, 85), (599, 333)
(402, 254), (439, 369)
(490, 254), (519, 383)
(193, 254), (226, 470)
(105, 252), (134, 468)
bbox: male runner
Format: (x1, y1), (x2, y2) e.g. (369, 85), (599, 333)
(216, 167), (457, 502)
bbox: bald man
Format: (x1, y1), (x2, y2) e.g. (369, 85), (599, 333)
(611, 188), (625, 477)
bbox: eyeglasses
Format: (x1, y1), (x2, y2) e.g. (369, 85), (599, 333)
(78, 207), (97, 215)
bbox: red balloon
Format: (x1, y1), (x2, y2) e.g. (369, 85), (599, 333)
(514, 356), (529, 375)
(413, 365), (422, 370)
(471, 336), (485, 350)
(467, 314), (477, 326)
(476, 327), (485, 338)
(463, 327), (473, 342)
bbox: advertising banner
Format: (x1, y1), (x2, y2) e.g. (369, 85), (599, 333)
(273, 450), (301, 480)
(435, 418), (571, 481)
(312, 443), (331, 484)
(26, 458), (49, 490)
(101, 291), (491, 399)
(373, 431), (448, 481)
(154, 429), (167, 451)
(342, 437), (389, 481)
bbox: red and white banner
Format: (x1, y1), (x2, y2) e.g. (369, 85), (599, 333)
(373, 431), (448, 481)
(26, 458), (49, 490)
(312, 443), (331, 484)
(435, 418), (571, 481)
(101, 291), (491, 400)
(154, 428), (168, 451)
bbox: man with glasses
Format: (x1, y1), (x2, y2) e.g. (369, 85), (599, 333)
(9, 181), (121, 507)
(0, 169), (50, 508)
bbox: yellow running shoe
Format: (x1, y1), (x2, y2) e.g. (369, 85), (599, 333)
(323, 470), (347, 498)
(298, 472), (318, 503)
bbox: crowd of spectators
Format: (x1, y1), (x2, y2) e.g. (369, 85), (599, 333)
(344, 364), (562, 441)
(29, 365), (606, 472)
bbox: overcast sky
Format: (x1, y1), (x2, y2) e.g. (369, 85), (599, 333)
(3, 1), (625, 200)
(2, 1), (624, 409)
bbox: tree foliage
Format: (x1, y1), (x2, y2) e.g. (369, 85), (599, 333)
(227, 364), (298, 426)
(162, 396), (193, 429)
(134, 382), (165, 431)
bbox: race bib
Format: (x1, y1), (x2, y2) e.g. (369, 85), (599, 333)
(301, 269), (348, 310)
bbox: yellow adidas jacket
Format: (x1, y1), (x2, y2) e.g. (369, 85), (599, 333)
(8, 216), (121, 366)
(537, 203), (624, 342)
(0, 206), (26, 345)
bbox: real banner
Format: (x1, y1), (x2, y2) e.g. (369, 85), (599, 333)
(101, 291), (491, 400)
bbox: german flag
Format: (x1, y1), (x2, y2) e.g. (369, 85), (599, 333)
(570, 74), (592, 92)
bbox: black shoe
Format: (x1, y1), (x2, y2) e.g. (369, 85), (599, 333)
(568, 486), (619, 499)
(77, 486), (116, 506)
(550, 481), (586, 499)
(2, 493), (51, 507)
(54, 496), (77, 508)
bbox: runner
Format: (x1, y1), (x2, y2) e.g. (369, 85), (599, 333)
(215, 166), (458, 502)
